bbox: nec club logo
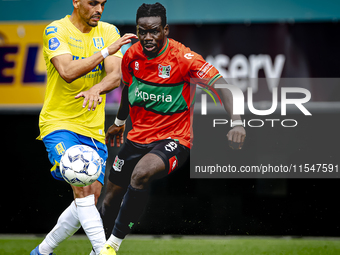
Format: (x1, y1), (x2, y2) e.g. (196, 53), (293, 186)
(113, 156), (124, 172)
(158, 64), (171, 78)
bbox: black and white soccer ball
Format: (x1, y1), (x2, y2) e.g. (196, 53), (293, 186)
(60, 145), (102, 187)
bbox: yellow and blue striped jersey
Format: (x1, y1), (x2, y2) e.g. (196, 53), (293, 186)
(39, 15), (122, 144)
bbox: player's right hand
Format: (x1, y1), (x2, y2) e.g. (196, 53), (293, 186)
(105, 124), (125, 147)
(227, 125), (246, 150)
(108, 33), (138, 55)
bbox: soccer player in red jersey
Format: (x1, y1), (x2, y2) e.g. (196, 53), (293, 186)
(98, 3), (246, 254)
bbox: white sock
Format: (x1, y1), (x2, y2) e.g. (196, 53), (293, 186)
(106, 234), (123, 252)
(75, 194), (106, 254)
(39, 201), (80, 254)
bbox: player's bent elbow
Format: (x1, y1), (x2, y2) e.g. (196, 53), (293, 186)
(62, 77), (74, 84)
(60, 72), (78, 83)
(109, 72), (123, 89)
(52, 59), (78, 83)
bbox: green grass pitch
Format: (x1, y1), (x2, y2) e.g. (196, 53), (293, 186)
(1, 236), (340, 255)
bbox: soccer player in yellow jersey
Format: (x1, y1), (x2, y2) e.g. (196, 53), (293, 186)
(31, 1), (136, 255)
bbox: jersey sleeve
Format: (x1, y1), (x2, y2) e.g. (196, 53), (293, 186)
(189, 54), (222, 88)
(121, 48), (133, 86)
(43, 23), (72, 62)
(104, 24), (123, 59)
(179, 49), (222, 88)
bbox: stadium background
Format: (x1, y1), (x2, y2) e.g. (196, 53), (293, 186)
(1, 0), (340, 237)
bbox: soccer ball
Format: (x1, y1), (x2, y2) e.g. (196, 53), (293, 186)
(60, 145), (102, 187)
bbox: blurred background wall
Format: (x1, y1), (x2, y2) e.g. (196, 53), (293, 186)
(1, 0), (340, 236)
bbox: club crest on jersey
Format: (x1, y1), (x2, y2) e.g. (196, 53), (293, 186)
(158, 64), (171, 79)
(93, 37), (105, 50)
(54, 142), (66, 156)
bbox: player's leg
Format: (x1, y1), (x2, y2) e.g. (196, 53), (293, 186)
(100, 153), (163, 255)
(71, 181), (105, 254)
(99, 139), (144, 239)
(32, 131), (82, 255)
(99, 180), (127, 239)
(98, 140), (149, 254)
(102, 140), (189, 254)
(72, 135), (108, 255)
(110, 153), (165, 238)
(32, 131), (107, 255)
(33, 200), (80, 255)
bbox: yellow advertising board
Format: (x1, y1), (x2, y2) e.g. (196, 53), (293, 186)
(0, 22), (48, 106)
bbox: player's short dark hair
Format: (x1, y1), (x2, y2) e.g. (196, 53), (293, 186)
(136, 2), (167, 27)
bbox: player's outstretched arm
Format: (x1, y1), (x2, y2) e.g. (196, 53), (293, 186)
(75, 55), (122, 111)
(105, 85), (130, 147)
(51, 33), (137, 83)
(106, 33), (137, 57)
(213, 78), (246, 150)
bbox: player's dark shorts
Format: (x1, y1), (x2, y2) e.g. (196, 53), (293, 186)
(109, 138), (190, 188)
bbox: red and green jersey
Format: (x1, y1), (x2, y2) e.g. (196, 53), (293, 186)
(122, 38), (221, 148)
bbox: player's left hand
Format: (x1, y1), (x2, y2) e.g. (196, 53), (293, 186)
(227, 125), (246, 150)
(75, 87), (102, 111)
